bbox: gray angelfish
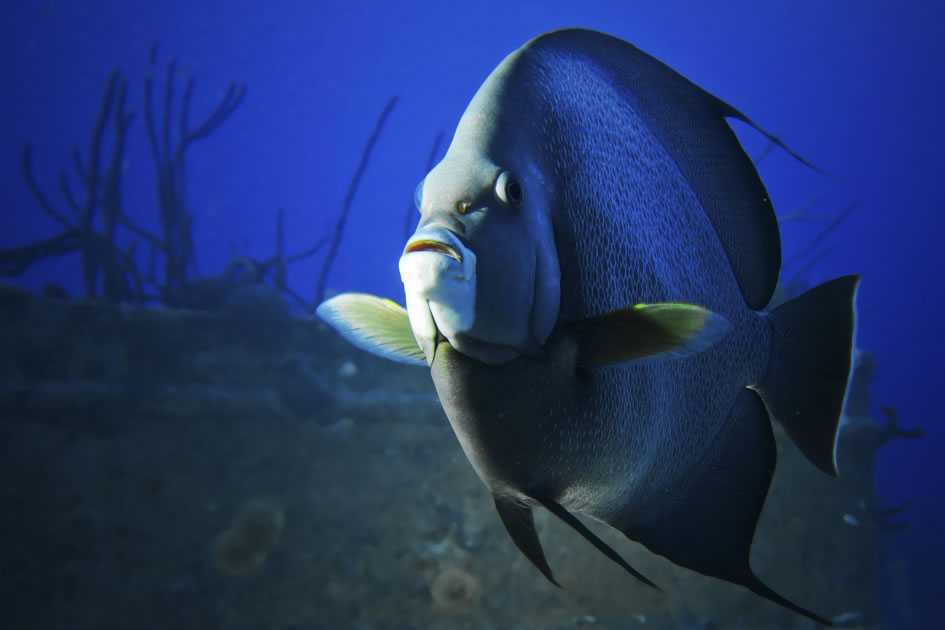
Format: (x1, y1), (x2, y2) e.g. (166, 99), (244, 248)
(318, 28), (859, 626)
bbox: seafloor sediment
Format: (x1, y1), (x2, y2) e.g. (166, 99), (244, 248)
(0, 282), (882, 629)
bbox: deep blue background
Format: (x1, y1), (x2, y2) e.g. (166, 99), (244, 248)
(2, 1), (942, 625)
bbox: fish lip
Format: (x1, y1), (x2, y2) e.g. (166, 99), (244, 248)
(403, 227), (465, 263)
(404, 239), (462, 263)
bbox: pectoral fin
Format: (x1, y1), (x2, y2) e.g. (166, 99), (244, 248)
(316, 293), (427, 365)
(574, 302), (732, 368)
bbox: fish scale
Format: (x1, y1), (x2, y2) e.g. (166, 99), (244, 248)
(317, 28), (860, 626)
(520, 37), (772, 503)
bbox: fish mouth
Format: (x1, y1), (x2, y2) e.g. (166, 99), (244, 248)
(403, 226), (468, 265)
(404, 239), (463, 263)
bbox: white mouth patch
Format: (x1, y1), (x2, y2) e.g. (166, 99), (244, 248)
(399, 226), (477, 359)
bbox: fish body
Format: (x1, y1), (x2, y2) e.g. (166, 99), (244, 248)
(318, 28), (859, 626)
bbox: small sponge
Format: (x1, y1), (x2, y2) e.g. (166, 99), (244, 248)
(212, 499), (285, 576)
(430, 566), (480, 611)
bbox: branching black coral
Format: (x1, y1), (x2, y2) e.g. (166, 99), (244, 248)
(4, 45), (402, 312)
(2, 45), (247, 305)
(404, 131), (444, 241)
(313, 96), (398, 308)
(143, 43), (246, 293)
(10, 69), (143, 302)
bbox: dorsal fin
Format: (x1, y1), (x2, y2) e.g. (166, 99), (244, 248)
(530, 29), (801, 309)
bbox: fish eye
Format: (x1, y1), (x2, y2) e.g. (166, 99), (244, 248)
(414, 178), (425, 212)
(495, 171), (523, 208)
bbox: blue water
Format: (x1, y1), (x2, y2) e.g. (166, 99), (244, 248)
(1, 1), (941, 626)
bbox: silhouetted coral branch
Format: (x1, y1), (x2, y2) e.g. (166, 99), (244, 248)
(783, 201), (858, 269)
(21, 146), (72, 229)
(5, 46), (401, 312)
(144, 42), (246, 293)
(777, 197), (825, 223)
(4, 45), (246, 305)
(752, 136), (780, 167)
(285, 237), (329, 266)
(254, 209), (330, 308)
(314, 95), (398, 308)
(875, 406), (926, 448)
(9, 69), (142, 302)
(100, 76), (136, 300)
(0, 229), (80, 276)
(874, 498), (913, 534)
(164, 207), (330, 311)
(404, 130), (444, 240)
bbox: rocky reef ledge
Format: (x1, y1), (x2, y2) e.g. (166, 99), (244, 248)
(0, 283), (883, 629)
(0, 282), (437, 422)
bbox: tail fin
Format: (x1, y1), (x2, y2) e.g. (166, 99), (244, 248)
(757, 275), (860, 476)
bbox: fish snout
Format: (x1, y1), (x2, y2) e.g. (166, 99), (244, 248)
(399, 226), (478, 364)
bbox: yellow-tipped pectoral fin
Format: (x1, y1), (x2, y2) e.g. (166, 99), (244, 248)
(574, 302), (732, 369)
(316, 293), (427, 366)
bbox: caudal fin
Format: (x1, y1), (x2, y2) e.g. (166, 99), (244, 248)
(757, 275), (860, 476)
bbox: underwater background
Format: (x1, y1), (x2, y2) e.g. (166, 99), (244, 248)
(0, 1), (941, 628)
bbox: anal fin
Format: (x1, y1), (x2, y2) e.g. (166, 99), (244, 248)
(611, 389), (831, 626)
(493, 493), (559, 586)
